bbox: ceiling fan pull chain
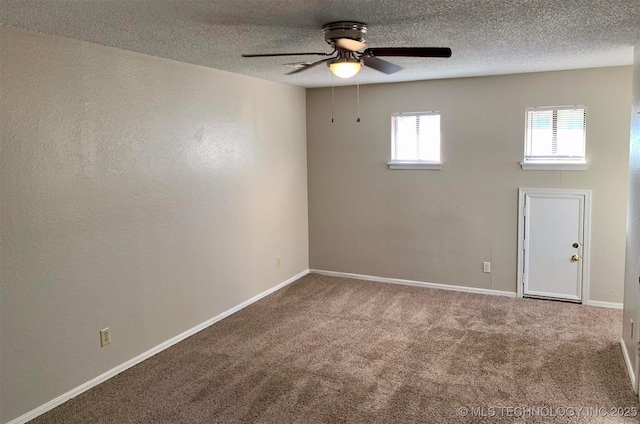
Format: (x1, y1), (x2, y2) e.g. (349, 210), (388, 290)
(356, 78), (361, 123)
(331, 74), (335, 123)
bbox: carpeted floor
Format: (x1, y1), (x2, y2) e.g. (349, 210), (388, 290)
(32, 273), (638, 423)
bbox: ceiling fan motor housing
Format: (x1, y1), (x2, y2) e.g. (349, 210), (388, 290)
(323, 21), (368, 45)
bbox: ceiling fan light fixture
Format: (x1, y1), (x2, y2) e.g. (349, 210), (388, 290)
(328, 58), (362, 78)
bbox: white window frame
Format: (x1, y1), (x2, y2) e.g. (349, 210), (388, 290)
(520, 105), (589, 171)
(388, 111), (442, 170)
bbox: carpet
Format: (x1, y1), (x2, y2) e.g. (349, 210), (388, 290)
(31, 273), (638, 423)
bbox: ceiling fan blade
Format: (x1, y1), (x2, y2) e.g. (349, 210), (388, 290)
(242, 52), (329, 58)
(285, 57), (333, 75)
(335, 38), (367, 52)
(364, 47), (452, 58)
(362, 56), (402, 74)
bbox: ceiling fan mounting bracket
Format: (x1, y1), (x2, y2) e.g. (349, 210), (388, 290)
(322, 21), (368, 46)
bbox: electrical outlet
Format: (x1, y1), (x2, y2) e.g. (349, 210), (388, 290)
(276, 257), (281, 268)
(100, 328), (111, 347)
(483, 262), (491, 273)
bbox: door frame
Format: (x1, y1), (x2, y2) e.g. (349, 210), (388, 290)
(516, 188), (592, 302)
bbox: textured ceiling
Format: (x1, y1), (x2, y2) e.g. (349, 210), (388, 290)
(2, 0), (639, 88)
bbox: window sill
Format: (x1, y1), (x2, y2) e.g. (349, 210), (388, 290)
(388, 161), (442, 170)
(520, 162), (589, 171)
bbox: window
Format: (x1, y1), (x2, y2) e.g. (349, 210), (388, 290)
(388, 112), (441, 170)
(521, 105), (588, 170)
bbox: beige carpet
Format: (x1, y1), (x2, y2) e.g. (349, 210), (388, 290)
(32, 273), (638, 423)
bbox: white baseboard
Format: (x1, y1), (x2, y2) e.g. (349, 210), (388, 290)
(309, 269), (517, 298)
(6, 269), (310, 424)
(620, 338), (637, 392)
(586, 300), (624, 309)
(310, 270), (624, 309)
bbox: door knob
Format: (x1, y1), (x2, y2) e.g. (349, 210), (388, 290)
(571, 254), (581, 261)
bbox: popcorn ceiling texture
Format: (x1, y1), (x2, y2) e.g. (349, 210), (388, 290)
(1, 0), (639, 87)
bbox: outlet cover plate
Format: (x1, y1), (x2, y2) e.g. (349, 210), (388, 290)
(483, 262), (491, 273)
(100, 328), (111, 347)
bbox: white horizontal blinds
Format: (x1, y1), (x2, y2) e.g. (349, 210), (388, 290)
(418, 114), (440, 161)
(392, 112), (440, 161)
(525, 106), (586, 161)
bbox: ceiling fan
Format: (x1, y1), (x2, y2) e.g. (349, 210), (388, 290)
(242, 21), (452, 79)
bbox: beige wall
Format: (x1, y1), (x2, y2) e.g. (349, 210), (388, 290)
(307, 67), (631, 303)
(0, 26), (308, 423)
(622, 40), (640, 386)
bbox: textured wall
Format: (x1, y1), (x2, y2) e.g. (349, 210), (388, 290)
(0, 26), (308, 423)
(307, 67), (631, 303)
(622, 40), (640, 388)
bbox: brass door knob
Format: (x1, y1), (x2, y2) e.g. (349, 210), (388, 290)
(571, 254), (581, 261)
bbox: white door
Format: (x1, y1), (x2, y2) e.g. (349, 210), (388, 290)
(518, 189), (591, 302)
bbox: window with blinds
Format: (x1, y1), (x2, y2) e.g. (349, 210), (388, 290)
(391, 112), (441, 163)
(524, 106), (586, 162)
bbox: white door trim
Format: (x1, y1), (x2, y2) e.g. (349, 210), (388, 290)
(516, 188), (592, 303)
